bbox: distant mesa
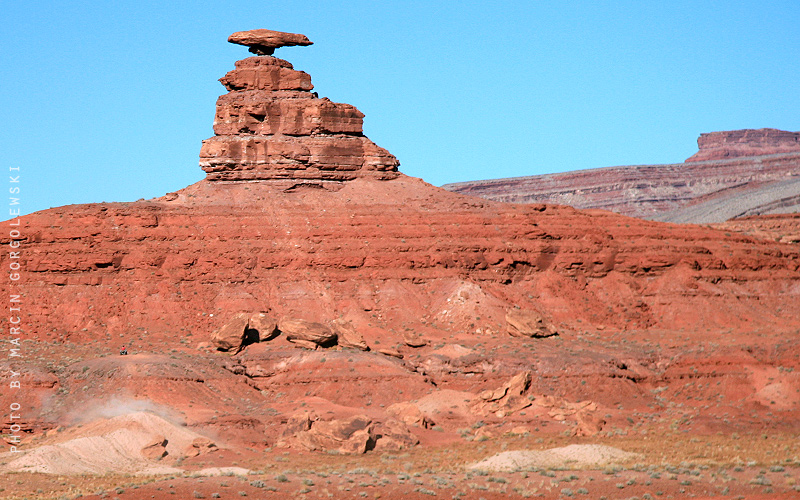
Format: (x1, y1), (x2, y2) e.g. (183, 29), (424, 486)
(228, 29), (313, 55)
(685, 128), (800, 162)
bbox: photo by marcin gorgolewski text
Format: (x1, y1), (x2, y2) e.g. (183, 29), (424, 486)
(6, 165), (23, 453)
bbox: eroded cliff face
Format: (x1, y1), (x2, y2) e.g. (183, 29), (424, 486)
(9, 173), (800, 344)
(686, 128), (800, 162)
(443, 129), (800, 223)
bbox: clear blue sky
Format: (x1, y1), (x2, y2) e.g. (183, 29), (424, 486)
(2, 1), (798, 215)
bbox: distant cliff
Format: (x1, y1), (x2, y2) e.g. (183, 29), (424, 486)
(686, 128), (800, 162)
(443, 129), (800, 224)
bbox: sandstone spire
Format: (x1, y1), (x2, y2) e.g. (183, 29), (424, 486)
(199, 29), (399, 182)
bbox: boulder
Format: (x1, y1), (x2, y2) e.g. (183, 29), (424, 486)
(211, 312), (250, 352)
(373, 419), (419, 451)
(386, 401), (434, 429)
(473, 371), (532, 417)
(331, 319), (369, 351)
(288, 414), (375, 454)
(211, 311), (278, 352)
(575, 410), (605, 437)
(182, 436), (218, 458)
(506, 309), (558, 338)
(378, 347), (403, 359)
(403, 332), (428, 347)
(140, 435), (168, 460)
(279, 318), (338, 348)
(248, 312), (279, 341)
(283, 412), (314, 436)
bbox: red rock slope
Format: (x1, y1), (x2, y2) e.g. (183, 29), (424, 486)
(443, 129), (800, 223)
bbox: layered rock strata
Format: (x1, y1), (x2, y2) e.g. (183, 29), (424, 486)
(686, 128), (800, 162)
(199, 33), (398, 182)
(7, 178), (800, 345)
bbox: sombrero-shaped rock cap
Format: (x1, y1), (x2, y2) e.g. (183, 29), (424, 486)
(228, 29), (313, 55)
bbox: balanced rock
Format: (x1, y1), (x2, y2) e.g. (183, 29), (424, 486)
(200, 30), (399, 182)
(228, 29), (313, 55)
(279, 318), (337, 348)
(506, 309), (558, 338)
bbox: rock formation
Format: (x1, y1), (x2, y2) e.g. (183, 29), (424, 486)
(505, 309), (558, 338)
(199, 30), (398, 182)
(2, 30), (800, 466)
(472, 371), (532, 417)
(279, 412), (418, 454)
(278, 318), (337, 349)
(443, 129), (800, 223)
(228, 28), (313, 55)
(686, 128), (800, 162)
(211, 312), (277, 352)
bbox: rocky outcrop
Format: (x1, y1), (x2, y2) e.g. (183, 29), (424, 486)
(282, 413), (375, 454)
(280, 412), (417, 454)
(386, 401), (435, 429)
(278, 318), (337, 349)
(199, 31), (398, 182)
(505, 309), (558, 338)
(182, 437), (218, 458)
(472, 371), (532, 417)
(686, 128), (800, 162)
(443, 129), (800, 223)
(7, 41), (798, 349)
